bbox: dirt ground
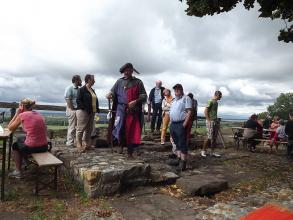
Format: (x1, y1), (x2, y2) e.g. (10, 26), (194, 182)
(1, 132), (293, 220)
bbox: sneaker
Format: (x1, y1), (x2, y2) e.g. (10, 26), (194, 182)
(161, 141), (165, 145)
(201, 151), (207, 157)
(212, 152), (221, 157)
(8, 170), (22, 179)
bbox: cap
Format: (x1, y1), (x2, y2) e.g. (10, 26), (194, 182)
(119, 63), (140, 74)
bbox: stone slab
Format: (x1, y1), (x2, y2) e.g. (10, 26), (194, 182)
(177, 174), (228, 196)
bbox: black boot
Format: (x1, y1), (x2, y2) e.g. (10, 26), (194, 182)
(176, 160), (187, 172)
(167, 158), (180, 166)
(168, 153), (177, 159)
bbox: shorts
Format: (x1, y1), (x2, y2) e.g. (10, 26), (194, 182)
(12, 136), (48, 154)
(170, 121), (188, 154)
(206, 120), (219, 140)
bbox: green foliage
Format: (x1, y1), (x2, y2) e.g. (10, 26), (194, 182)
(257, 111), (269, 119)
(267, 92), (293, 119)
(181, 0), (293, 43)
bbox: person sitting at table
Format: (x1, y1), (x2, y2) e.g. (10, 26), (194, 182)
(268, 115), (280, 148)
(7, 98), (48, 178)
(243, 114), (263, 152)
(285, 111), (293, 158)
(269, 119), (286, 153)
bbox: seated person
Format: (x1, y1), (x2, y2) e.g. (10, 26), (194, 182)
(268, 115), (280, 149)
(243, 114), (263, 152)
(285, 111), (293, 157)
(7, 98), (48, 178)
(269, 119), (286, 152)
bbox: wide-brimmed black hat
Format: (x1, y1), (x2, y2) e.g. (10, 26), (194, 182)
(119, 63), (140, 74)
(173, 83), (183, 90)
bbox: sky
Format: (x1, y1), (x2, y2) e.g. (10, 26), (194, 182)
(0, 0), (292, 119)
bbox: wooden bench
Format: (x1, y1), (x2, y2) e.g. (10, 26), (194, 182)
(254, 139), (288, 145)
(31, 151), (63, 195)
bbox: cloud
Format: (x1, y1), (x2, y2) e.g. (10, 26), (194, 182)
(0, 0), (292, 118)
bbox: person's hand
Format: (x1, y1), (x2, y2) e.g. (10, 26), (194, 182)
(128, 100), (137, 109)
(106, 92), (113, 100)
(17, 105), (24, 114)
(183, 121), (187, 128)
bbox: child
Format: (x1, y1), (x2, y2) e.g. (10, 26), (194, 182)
(270, 119), (286, 152)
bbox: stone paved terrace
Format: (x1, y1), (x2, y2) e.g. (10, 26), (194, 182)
(51, 133), (242, 198)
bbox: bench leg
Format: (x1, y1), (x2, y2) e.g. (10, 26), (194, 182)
(54, 166), (58, 191)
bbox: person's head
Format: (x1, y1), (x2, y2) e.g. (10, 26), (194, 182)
(72, 75), (82, 87)
(20, 98), (35, 112)
(289, 111), (293, 120)
(273, 115), (280, 122)
(85, 74), (95, 87)
(173, 84), (183, 97)
(214, 90), (222, 101)
(155, 80), (162, 88)
(119, 63), (140, 79)
(250, 114), (258, 121)
(187, 93), (193, 99)
(163, 88), (171, 97)
(279, 119), (285, 126)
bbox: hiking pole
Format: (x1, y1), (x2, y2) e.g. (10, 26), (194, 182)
(107, 98), (114, 153)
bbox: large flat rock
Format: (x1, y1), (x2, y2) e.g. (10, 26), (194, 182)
(177, 174), (228, 196)
(111, 191), (196, 220)
(53, 147), (151, 198)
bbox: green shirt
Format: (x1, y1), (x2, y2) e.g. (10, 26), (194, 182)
(206, 99), (218, 121)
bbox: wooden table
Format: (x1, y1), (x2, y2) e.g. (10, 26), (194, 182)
(0, 129), (12, 201)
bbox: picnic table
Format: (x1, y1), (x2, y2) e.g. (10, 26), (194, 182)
(230, 127), (288, 150)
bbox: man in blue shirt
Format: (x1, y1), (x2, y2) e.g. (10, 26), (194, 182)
(64, 75), (82, 148)
(148, 80), (165, 133)
(169, 84), (192, 171)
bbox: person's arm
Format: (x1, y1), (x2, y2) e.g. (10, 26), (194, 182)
(65, 87), (74, 110)
(65, 99), (74, 110)
(95, 92), (100, 113)
(8, 104), (23, 127)
(129, 81), (147, 108)
(204, 100), (212, 121)
(183, 109), (192, 128)
(76, 88), (85, 110)
(8, 115), (21, 132)
(204, 107), (210, 121)
(183, 96), (193, 128)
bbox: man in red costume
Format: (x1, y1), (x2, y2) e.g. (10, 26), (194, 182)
(107, 63), (147, 158)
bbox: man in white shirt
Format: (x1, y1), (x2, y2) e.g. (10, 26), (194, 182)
(169, 84), (192, 171)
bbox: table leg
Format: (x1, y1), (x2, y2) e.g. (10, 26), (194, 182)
(1, 139), (6, 201)
(8, 134), (12, 171)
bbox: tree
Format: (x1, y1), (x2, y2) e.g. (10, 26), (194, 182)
(180, 0), (293, 43)
(267, 92), (293, 119)
(257, 111), (269, 119)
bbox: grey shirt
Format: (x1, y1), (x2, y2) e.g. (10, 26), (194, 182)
(154, 88), (161, 104)
(64, 84), (79, 109)
(170, 95), (192, 122)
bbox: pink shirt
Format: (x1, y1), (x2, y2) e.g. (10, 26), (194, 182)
(19, 111), (48, 147)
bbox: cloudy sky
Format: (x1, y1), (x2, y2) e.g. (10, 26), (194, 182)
(0, 0), (292, 118)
